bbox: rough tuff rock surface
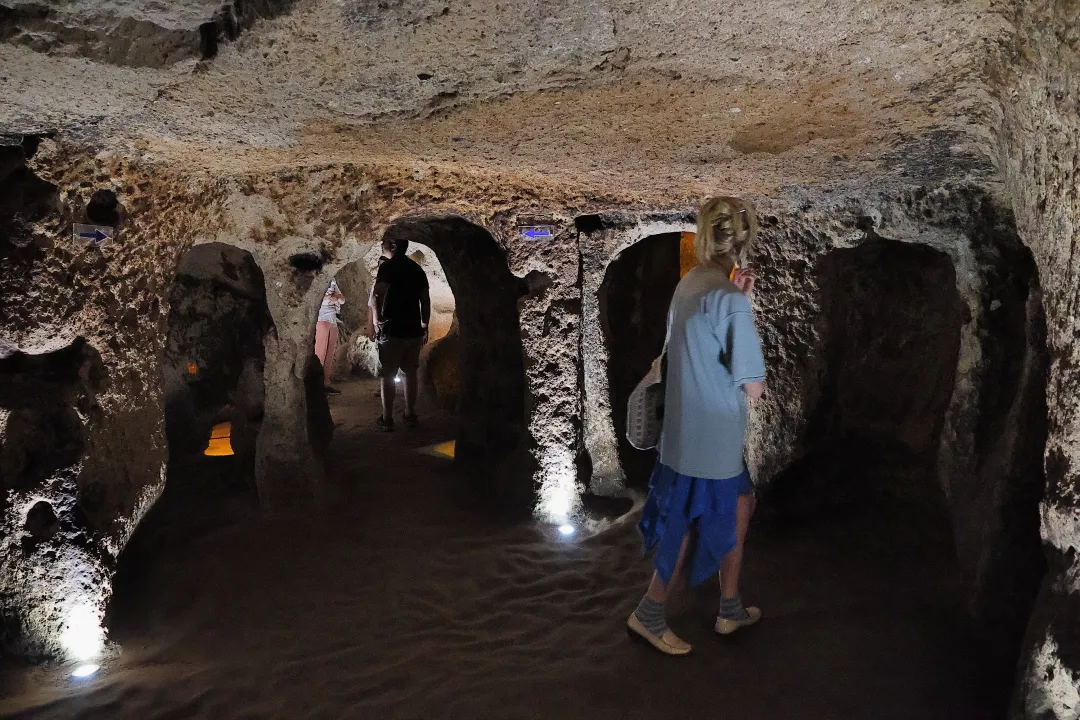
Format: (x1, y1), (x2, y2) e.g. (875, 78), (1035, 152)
(0, 0), (1077, 715)
(0, 141), (194, 658)
(996, 0), (1080, 716)
(1, 0), (297, 67)
(0, 0), (1004, 195)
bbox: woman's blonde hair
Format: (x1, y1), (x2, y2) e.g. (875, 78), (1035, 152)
(694, 196), (758, 267)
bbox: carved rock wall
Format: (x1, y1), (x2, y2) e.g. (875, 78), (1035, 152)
(995, 0), (1080, 715)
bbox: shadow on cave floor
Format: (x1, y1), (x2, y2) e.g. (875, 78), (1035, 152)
(0, 378), (1000, 720)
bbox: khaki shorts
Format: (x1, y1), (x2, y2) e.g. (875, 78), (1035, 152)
(377, 336), (424, 379)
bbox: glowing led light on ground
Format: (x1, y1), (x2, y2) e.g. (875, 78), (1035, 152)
(431, 440), (455, 458)
(558, 524), (575, 536)
(415, 440), (455, 459)
(535, 447), (580, 524)
(60, 602), (104, 663)
(71, 664), (100, 678)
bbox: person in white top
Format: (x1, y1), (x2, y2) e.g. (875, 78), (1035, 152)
(315, 278), (345, 394)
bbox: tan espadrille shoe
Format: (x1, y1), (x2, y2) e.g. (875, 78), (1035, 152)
(626, 613), (693, 655)
(714, 606), (762, 635)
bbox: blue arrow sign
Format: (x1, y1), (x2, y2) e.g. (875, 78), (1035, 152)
(72, 223), (114, 246)
(520, 226), (555, 240)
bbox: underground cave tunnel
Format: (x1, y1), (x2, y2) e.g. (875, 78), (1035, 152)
(102, 244), (276, 633)
(4, 0), (1080, 713)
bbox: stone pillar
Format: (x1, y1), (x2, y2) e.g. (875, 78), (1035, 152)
(579, 225), (625, 497)
(251, 252), (333, 512)
(507, 222), (582, 523)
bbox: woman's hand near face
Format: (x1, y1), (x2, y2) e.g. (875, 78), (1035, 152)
(743, 380), (765, 402)
(732, 267), (756, 296)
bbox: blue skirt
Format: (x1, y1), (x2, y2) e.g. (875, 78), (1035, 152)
(638, 462), (754, 588)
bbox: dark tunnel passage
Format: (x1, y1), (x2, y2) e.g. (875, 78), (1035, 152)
(600, 232), (683, 488)
(161, 242), (273, 486)
(763, 234), (1049, 713)
(377, 217), (529, 501)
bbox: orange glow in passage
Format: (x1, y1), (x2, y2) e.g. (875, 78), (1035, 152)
(204, 422), (234, 456)
(679, 232), (696, 278)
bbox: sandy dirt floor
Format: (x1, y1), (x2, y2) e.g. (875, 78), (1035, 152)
(0, 378), (1001, 719)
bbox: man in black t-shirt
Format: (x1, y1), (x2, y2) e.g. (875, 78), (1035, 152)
(369, 236), (430, 431)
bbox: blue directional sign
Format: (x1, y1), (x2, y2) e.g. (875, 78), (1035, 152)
(520, 225), (555, 241)
(72, 223), (114, 247)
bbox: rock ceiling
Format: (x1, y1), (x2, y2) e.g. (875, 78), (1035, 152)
(1, 0), (1012, 200)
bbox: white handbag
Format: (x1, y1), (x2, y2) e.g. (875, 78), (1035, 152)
(626, 352), (666, 450)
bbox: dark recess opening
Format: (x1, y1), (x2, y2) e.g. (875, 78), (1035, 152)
(199, 22), (219, 59)
(24, 500), (58, 539)
(0, 141), (59, 253)
(86, 189), (120, 226)
(574, 214), (604, 234)
(161, 243), (272, 486)
(0, 338), (105, 496)
(289, 251), (328, 273)
(599, 232), (682, 488)
(770, 238), (964, 515)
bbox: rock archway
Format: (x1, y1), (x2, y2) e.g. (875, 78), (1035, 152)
(161, 242), (273, 488)
(599, 232), (683, 489)
(330, 241), (457, 404)
(375, 217), (530, 508)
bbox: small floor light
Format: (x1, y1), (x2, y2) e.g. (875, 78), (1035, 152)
(71, 664), (100, 679)
(558, 524), (575, 537)
(416, 440), (455, 459)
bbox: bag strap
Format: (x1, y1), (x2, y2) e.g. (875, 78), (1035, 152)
(658, 295), (674, 381)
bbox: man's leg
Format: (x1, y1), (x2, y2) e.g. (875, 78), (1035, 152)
(402, 337), (422, 422)
(380, 374), (396, 421)
(403, 369), (418, 417)
(377, 339), (399, 429)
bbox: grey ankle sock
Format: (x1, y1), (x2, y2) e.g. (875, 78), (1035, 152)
(719, 594), (750, 621)
(634, 596), (668, 637)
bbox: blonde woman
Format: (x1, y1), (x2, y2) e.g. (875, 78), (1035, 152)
(627, 197), (766, 655)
